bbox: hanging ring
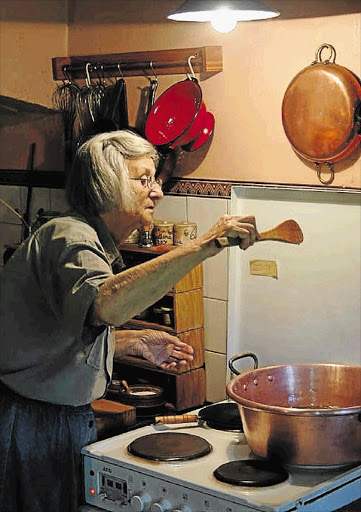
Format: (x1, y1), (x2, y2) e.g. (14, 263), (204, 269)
(187, 55), (196, 79)
(315, 43), (336, 65)
(315, 162), (335, 185)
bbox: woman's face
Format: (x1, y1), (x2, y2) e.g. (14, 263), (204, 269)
(126, 157), (163, 228)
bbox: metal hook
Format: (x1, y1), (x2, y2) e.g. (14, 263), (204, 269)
(96, 63), (106, 85)
(85, 62), (92, 88)
(93, 64), (101, 85)
(62, 65), (70, 84)
(149, 61), (158, 84)
(187, 55), (196, 79)
(117, 64), (124, 80)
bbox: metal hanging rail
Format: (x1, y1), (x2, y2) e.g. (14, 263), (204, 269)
(52, 46), (222, 81)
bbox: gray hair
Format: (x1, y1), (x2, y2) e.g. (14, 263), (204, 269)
(66, 130), (159, 216)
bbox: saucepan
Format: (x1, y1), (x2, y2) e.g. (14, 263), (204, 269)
(226, 352), (361, 467)
(145, 76), (204, 148)
(145, 56), (214, 152)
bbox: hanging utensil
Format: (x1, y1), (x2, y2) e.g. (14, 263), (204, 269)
(282, 43), (361, 185)
(215, 219), (304, 248)
(92, 66), (125, 133)
(52, 66), (79, 143)
(89, 63), (107, 121)
(75, 62), (96, 134)
(145, 55), (203, 147)
(117, 69), (129, 130)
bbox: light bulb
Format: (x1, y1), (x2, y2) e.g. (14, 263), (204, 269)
(210, 11), (238, 33)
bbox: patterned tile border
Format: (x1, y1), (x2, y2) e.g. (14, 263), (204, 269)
(163, 178), (233, 197)
(163, 178), (361, 198)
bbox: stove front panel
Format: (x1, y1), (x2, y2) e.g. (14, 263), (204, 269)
(84, 455), (265, 512)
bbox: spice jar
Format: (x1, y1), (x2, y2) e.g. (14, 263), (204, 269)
(173, 221), (197, 245)
(138, 225), (153, 247)
(160, 306), (174, 326)
(153, 220), (174, 246)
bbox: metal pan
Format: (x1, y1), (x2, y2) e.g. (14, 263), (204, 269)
(227, 352), (361, 467)
(155, 402), (242, 431)
(282, 43), (361, 185)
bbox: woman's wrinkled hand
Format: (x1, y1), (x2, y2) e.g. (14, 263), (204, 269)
(114, 329), (194, 370)
(198, 214), (259, 254)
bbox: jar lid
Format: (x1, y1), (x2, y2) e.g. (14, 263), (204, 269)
(154, 220), (174, 227)
(174, 221), (197, 227)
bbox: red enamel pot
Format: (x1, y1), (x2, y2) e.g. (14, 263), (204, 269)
(182, 111), (215, 152)
(171, 100), (207, 148)
(145, 78), (202, 147)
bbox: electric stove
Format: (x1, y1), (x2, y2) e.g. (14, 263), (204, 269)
(81, 403), (361, 512)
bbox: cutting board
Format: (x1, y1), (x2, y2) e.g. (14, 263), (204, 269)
(91, 399), (136, 427)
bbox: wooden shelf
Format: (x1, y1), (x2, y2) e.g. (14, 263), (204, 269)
(52, 46), (222, 81)
(119, 243), (174, 255)
(114, 243), (206, 411)
(0, 168), (65, 188)
(121, 319), (175, 334)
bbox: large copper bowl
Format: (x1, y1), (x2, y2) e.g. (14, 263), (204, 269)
(226, 353), (361, 467)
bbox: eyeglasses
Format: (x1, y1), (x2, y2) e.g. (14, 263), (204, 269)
(130, 176), (163, 190)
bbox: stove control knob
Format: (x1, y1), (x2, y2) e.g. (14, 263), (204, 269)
(150, 499), (172, 512)
(172, 507), (192, 512)
(130, 492), (152, 512)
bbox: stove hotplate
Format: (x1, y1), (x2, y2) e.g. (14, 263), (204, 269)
(128, 432), (212, 461)
(82, 405), (361, 512)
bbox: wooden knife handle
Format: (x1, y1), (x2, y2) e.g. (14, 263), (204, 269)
(215, 237), (239, 248)
(155, 414), (198, 424)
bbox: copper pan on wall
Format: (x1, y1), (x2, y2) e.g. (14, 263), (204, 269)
(282, 43), (361, 185)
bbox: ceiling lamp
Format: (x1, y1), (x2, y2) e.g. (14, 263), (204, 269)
(168, 0), (280, 33)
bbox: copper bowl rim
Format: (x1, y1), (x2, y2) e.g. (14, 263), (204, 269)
(227, 362), (361, 417)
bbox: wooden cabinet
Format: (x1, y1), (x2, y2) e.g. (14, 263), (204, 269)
(112, 243), (206, 411)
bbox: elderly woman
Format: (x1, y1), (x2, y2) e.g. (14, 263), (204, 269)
(0, 130), (258, 512)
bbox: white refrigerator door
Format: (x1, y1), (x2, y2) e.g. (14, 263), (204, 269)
(227, 187), (361, 368)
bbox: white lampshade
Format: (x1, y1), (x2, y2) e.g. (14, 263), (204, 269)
(168, 0), (280, 32)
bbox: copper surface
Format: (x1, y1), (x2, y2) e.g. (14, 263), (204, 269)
(227, 363), (361, 467)
(282, 46), (361, 164)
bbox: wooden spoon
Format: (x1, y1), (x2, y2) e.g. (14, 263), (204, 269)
(215, 219), (304, 248)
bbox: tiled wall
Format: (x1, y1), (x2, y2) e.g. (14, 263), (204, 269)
(0, 186), (230, 402)
(0, 185), (69, 268)
(155, 195), (230, 403)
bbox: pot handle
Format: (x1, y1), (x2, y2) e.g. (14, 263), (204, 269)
(229, 352), (259, 375)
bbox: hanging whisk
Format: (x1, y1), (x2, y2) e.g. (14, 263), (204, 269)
(52, 66), (79, 142)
